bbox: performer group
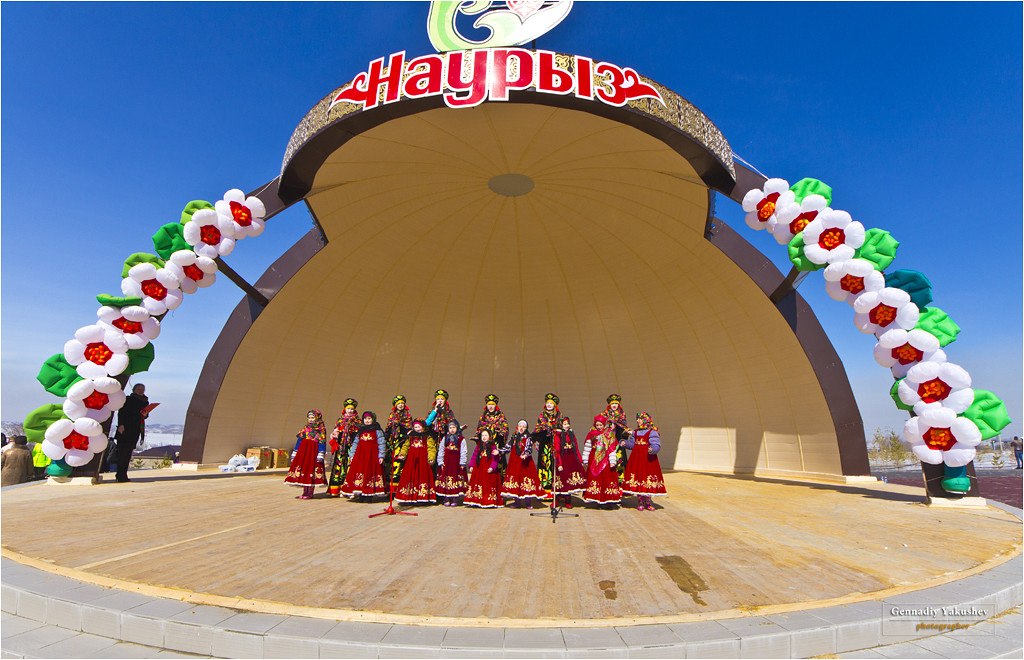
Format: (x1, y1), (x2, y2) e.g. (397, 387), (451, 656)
(284, 390), (667, 511)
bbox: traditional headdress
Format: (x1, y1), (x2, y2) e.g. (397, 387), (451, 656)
(636, 411), (657, 431)
(392, 394), (406, 405)
(545, 392), (560, 405)
(485, 393), (499, 403)
(434, 389), (449, 400)
(411, 418), (427, 431)
(606, 394), (622, 404)
(362, 411), (377, 424)
(593, 414), (608, 426)
(307, 409), (323, 422)
(343, 397), (358, 410)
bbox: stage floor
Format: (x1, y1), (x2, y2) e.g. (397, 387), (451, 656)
(1, 470), (1019, 626)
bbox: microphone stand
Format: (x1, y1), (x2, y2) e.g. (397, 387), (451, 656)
(530, 430), (578, 524)
(370, 426), (416, 519)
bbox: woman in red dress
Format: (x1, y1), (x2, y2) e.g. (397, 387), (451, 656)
(436, 418), (468, 506)
(327, 398), (359, 497)
(502, 420), (544, 507)
(340, 411), (387, 500)
(284, 409), (327, 499)
(622, 411), (667, 510)
(602, 394), (630, 483)
(394, 419), (438, 504)
(464, 429), (504, 508)
(552, 417), (587, 508)
(582, 415), (621, 507)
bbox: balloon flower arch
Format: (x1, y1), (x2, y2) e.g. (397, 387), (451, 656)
(24, 175), (1011, 494)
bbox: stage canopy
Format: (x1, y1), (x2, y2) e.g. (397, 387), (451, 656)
(181, 58), (867, 480)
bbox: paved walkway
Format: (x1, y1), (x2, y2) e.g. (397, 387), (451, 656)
(4, 607), (1020, 658)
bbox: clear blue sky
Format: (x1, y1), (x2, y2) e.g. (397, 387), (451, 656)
(2, 2), (1021, 440)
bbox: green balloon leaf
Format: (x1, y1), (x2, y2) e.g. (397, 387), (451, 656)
(890, 379), (914, 412)
(963, 390), (1012, 440)
(23, 404), (66, 444)
(121, 253), (165, 278)
(180, 200), (215, 225)
(885, 269), (933, 309)
(45, 459), (73, 478)
(787, 233), (826, 272)
(96, 293), (143, 307)
(152, 222), (191, 260)
(125, 343), (155, 375)
(855, 228), (900, 271)
(915, 307), (960, 347)
(36, 354), (82, 397)
(789, 178), (832, 205)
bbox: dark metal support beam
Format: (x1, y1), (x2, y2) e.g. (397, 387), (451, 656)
(215, 257), (269, 308)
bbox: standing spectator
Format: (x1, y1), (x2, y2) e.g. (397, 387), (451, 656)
(2, 437), (34, 487)
(30, 438), (51, 479)
(1011, 436), (1023, 470)
(114, 383), (150, 483)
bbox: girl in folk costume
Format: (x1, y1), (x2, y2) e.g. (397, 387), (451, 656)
(622, 411), (667, 510)
(425, 389), (456, 446)
(602, 394), (630, 483)
(464, 429), (504, 508)
(340, 411), (387, 500)
(475, 394), (509, 456)
(582, 415), (622, 507)
(502, 420), (544, 507)
(394, 419), (438, 504)
(436, 419), (468, 506)
(552, 417), (586, 508)
(285, 410), (327, 499)
(384, 395), (413, 484)
(534, 393), (562, 498)
(327, 398), (359, 497)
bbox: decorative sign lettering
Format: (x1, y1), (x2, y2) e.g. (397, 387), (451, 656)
(427, 0), (575, 52)
(329, 49), (665, 112)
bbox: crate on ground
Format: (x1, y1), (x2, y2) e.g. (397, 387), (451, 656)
(272, 449), (291, 468)
(245, 446), (274, 469)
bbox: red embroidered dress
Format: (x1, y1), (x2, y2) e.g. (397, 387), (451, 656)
(582, 425), (622, 504)
(552, 429), (587, 494)
(464, 440), (503, 508)
(621, 429), (667, 496)
(341, 422), (387, 498)
(435, 433), (468, 497)
(394, 430), (437, 504)
(502, 432), (544, 500)
(285, 413), (327, 488)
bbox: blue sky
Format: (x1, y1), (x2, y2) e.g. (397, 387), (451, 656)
(2, 1), (1021, 440)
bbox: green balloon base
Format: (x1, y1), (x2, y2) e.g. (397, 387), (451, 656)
(941, 464), (970, 494)
(941, 476), (971, 494)
(45, 461), (73, 478)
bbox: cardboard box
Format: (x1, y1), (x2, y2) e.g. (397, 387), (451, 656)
(245, 447), (273, 470)
(272, 449), (291, 468)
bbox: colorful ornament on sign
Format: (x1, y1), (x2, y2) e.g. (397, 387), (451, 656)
(427, 0), (574, 52)
(329, 49), (664, 112)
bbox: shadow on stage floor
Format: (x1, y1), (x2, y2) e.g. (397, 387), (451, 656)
(692, 470), (925, 504)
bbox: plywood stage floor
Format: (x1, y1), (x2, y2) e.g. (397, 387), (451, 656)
(1, 470), (1020, 626)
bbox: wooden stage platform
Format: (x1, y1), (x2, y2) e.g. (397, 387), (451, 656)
(1, 470), (1019, 626)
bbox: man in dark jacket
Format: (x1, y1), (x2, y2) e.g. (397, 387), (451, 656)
(2, 437), (34, 487)
(114, 384), (150, 483)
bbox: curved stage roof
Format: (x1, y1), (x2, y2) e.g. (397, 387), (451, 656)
(182, 60), (867, 479)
